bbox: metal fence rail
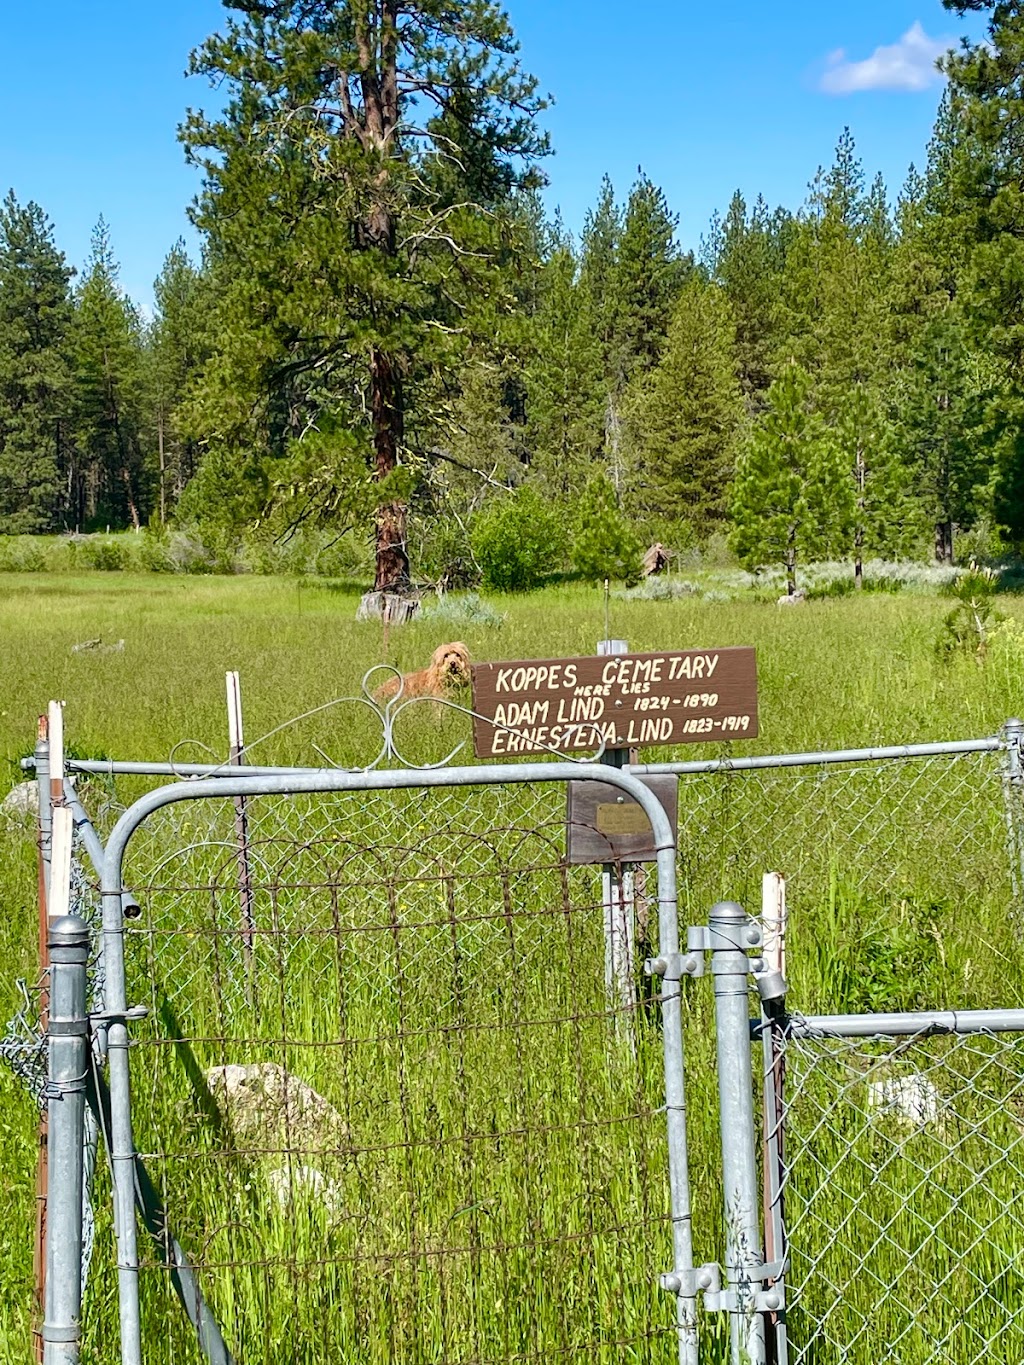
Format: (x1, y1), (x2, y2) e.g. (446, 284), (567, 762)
(64, 729), (1023, 939)
(777, 1018), (1024, 1365)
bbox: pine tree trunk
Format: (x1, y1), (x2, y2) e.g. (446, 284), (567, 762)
(855, 442), (865, 589)
(121, 468), (140, 531)
(158, 414), (166, 526)
(370, 346), (410, 594)
(786, 534), (797, 598)
(935, 519), (954, 565)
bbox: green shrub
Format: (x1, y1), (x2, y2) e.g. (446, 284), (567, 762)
(471, 487), (568, 592)
(0, 537), (50, 571)
(137, 532), (177, 573)
(76, 537), (132, 571)
(937, 563), (1003, 660)
(420, 592), (505, 628)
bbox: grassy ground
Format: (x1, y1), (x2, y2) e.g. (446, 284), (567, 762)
(2, 572), (1024, 1362)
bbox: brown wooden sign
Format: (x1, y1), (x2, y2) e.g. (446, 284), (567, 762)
(566, 775), (679, 865)
(471, 647), (758, 758)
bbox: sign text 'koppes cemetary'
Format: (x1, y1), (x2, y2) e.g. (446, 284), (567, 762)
(471, 647), (758, 757)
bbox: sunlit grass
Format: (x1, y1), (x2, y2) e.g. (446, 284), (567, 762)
(3, 573), (1024, 1364)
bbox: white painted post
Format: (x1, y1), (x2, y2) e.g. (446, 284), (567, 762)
(597, 640), (636, 1029)
(226, 673), (255, 965)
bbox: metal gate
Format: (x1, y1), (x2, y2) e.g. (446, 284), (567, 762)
(50, 761), (697, 1365)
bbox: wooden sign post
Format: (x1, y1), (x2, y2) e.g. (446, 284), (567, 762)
(471, 644), (758, 1039)
(595, 640), (634, 1030)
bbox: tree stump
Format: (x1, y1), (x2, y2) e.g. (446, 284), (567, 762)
(356, 591), (420, 624)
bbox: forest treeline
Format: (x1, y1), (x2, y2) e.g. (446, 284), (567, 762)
(2, 0), (1023, 592)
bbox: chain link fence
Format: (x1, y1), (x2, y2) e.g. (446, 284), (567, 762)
(778, 1023), (1024, 1365)
(14, 725), (1024, 1365)
(663, 746), (1017, 917)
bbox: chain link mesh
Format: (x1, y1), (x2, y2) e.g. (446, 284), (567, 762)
(87, 780), (675, 1365)
(778, 1026), (1024, 1365)
(673, 750), (1015, 917)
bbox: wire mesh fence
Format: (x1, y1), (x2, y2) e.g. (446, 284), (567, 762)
(85, 781), (677, 1365)
(77, 742), (1020, 926)
(670, 748), (1016, 918)
(778, 1025), (1024, 1365)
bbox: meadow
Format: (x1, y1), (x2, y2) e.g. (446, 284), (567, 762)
(3, 570), (1024, 1364)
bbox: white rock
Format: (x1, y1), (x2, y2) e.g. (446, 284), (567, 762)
(266, 1164), (345, 1220)
(777, 590), (807, 607)
(2, 781), (39, 818)
(206, 1062), (348, 1153)
(868, 1073), (942, 1128)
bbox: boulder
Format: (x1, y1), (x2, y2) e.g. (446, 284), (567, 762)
(777, 590), (806, 607)
(1, 781), (39, 820)
(206, 1062), (349, 1154)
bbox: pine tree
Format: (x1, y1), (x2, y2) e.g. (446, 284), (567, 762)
(147, 243), (209, 522)
(893, 304), (994, 561)
(710, 192), (788, 402)
(571, 471), (642, 583)
(0, 193), (74, 532)
(183, 0), (549, 598)
(779, 131), (892, 410)
(835, 385), (921, 583)
(70, 219), (149, 529)
(608, 174), (690, 384)
(579, 177), (622, 363)
(525, 244), (605, 496)
(938, 2), (1024, 543)
(731, 362), (851, 593)
(626, 275), (744, 538)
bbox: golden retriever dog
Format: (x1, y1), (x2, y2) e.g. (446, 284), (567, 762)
(374, 642), (472, 706)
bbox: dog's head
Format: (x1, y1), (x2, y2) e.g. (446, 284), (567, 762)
(430, 641), (471, 686)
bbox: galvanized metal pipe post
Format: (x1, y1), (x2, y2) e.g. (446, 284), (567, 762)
(43, 916), (89, 1365)
(1002, 718), (1024, 915)
(710, 900), (767, 1365)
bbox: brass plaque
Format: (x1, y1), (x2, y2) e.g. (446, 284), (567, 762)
(471, 648), (758, 758)
(596, 803), (651, 836)
(566, 775), (679, 865)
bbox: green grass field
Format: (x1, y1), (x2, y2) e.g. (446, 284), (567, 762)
(3, 572), (1024, 1364)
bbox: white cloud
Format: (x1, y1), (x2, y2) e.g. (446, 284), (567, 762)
(820, 22), (952, 95)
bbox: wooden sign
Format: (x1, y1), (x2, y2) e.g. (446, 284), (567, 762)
(566, 775), (679, 865)
(471, 647), (758, 758)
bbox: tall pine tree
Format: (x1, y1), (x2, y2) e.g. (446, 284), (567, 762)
(626, 275), (744, 538)
(147, 242), (209, 522)
(183, 0), (549, 600)
(0, 193), (73, 532)
(70, 219), (149, 529)
(731, 362), (851, 593)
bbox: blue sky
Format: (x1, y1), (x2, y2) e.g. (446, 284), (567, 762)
(0, 1), (987, 308)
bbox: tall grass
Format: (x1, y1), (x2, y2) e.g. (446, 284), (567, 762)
(3, 574), (1024, 1363)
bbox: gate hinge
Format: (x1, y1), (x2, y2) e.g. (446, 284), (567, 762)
(89, 1005), (148, 1025)
(643, 952), (703, 981)
(661, 1261), (786, 1315)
